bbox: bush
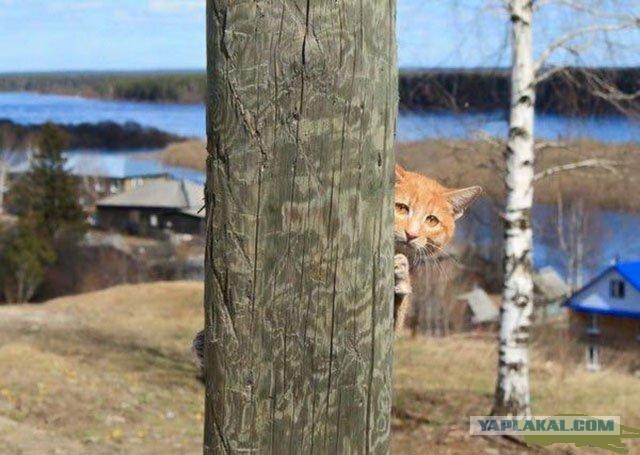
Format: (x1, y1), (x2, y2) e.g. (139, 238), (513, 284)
(0, 218), (55, 303)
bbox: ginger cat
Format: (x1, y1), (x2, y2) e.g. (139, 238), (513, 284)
(192, 165), (482, 369)
(393, 164), (482, 332)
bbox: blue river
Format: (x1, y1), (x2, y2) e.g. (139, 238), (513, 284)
(1, 91), (638, 143)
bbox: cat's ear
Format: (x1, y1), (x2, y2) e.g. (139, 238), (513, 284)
(445, 186), (483, 219)
(395, 164), (407, 182)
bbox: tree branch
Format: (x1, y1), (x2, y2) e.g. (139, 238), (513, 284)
(536, 0), (638, 22)
(534, 158), (621, 182)
(534, 140), (567, 152)
(534, 65), (568, 84)
(534, 20), (639, 71)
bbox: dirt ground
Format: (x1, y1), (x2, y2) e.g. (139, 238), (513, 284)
(0, 282), (638, 454)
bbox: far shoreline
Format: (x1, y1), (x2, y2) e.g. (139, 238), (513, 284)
(2, 91), (639, 145)
(2, 66), (639, 115)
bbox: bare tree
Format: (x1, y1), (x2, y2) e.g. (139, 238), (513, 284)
(553, 193), (607, 290)
(493, 0), (638, 417)
(0, 150), (18, 216)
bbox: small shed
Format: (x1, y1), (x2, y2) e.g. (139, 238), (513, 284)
(457, 287), (499, 330)
(96, 179), (205, 236)
(533, 266), (570, 322)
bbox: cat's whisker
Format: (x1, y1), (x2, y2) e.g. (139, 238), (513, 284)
(423, 247), (453, 282)
(426, 242), (462, 266)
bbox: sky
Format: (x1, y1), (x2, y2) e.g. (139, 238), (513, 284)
(0, 0), (638, 72)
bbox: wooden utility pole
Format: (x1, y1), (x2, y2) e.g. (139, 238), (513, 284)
(203, 1), (397, 453)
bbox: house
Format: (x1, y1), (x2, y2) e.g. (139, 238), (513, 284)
(456, 287), (499, 331)
(533, 266), (570, 322)
(9, 152), (205, 205)
(565, 260), (640, 371)
(96, 179), (205, 236)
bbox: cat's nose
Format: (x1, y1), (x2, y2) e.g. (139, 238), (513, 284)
(405, 230), (419, 242)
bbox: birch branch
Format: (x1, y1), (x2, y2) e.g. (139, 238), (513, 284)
(534, 21), (638, 71)
(534, 140), (567, 152)
(585, 70), (640, 101)
(534, 158), (621, 182)
(535, 0), (637, 22)
(575, 69), (640, 116)
(535, 65), (568, 84)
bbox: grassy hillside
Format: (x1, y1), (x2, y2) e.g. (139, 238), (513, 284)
(145, 140), (207, 171)
(0, 282), (203, 454)
(398, 138), (640, 212)
(0, 282), (638, 453)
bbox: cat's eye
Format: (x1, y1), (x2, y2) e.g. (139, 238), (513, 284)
(425, 215), (439, 226)
(395, 202), (410, 216)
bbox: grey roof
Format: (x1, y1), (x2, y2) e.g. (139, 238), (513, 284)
(457, 288), (499, 324)
(97, 179), (205, 218)
(534, 267), (570, 301)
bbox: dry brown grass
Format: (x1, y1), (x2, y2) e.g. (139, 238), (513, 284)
(0, 282), (204, 454)
(1, 283), (639, 453)
(394, 333), (640, 454)
(398, 139), (640, 211)
(153, 140), (207, 171)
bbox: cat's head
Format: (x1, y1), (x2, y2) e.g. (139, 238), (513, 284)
(394, 164), (482, 262)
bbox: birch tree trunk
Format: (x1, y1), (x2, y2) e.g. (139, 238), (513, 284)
(493, 0), (535, 417)
(204, 0), (397, 453)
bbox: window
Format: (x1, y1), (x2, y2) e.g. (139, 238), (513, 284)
(610, 279), (625, 299)
(587, 314), (600, 335)
(586, 345), (600, 371)
(149, 214), (158, 227)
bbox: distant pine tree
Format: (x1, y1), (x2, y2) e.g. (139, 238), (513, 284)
(1, 123), (86, 302)
(12, 122), (86, 240)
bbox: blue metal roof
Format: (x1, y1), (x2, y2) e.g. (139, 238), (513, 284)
(616, 261), (640, 292)
(564, 260), (640, 318)
(163, 166), (206, 185)
(565, 302), (640, 319)
(10, 152), (205, 185)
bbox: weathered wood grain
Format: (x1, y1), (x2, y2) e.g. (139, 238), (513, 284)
(204, 0), (397, 453)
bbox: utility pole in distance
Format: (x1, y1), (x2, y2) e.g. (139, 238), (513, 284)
(203, 1), (397, 453)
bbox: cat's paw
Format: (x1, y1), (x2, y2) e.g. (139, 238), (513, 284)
(394, 253), (412, 296)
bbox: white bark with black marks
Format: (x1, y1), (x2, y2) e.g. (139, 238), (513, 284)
(493, 0), (535, 418)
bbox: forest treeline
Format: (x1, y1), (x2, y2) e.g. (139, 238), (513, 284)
(0, 68), (638, 114)
(0, 119), (185, 151)
(400, 67), (640, 115)
(0, 71), (205, 104)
